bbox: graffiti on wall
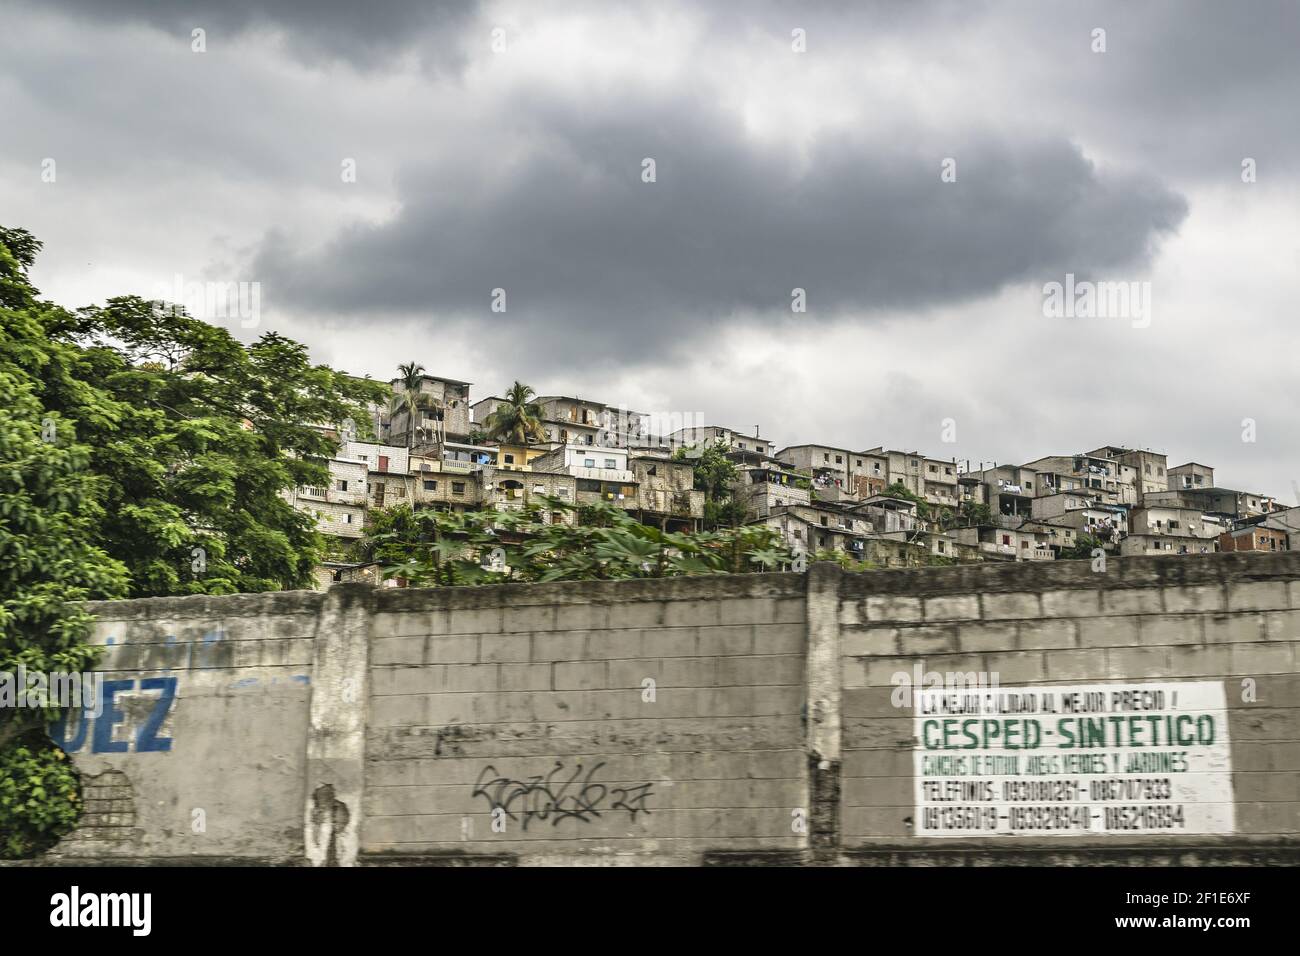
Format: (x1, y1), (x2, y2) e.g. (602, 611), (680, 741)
(472, 761), (654, 830)
(50, 677), (178, 754)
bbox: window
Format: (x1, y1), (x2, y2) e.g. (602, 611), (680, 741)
(835, 455), (843, 464)
(1002, 535), (1011, 546)
(928, 465), (937, 474)
(820, 517), (829, 526)
(423, 480), (437, 491)
(1144, 464), (1152, 474)
(604, 458), (616, 469)
(856, 459), (862, 467)
(584, 458), (596, 468)
(558, 487), (570, 497)
(452, 482), (465, 495)
(335, 479), (348, 491)
(1020, 540), (1028, 549)
(504, 454), (515, 464)
(823, 453), (830, 462)
(533, 484), (545, 494)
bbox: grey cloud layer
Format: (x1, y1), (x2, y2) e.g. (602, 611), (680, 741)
(36, 0), (478, 69)
(7, 0), (1298, 496)
(254, 96), (1187, 364)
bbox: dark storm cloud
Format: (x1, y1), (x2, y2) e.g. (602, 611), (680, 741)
(253, 93), (1187, 364)
(711, 0), (1300, 177)
(31, 0), (479, 69)
(7, 0), (1297, 497)
(990, 0), (1300, 176)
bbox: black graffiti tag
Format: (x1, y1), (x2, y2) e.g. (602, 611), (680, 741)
(471, 761), (654, 830)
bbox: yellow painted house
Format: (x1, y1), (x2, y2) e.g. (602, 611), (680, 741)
(494, 443), (548, 472)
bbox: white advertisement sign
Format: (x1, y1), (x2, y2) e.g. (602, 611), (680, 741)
(913, 681), (1234, 836)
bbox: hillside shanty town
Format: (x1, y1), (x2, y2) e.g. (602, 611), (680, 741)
(294, 368), (1297, 588)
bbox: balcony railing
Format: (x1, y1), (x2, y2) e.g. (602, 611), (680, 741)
(299, 486), (366, 506)
(572, 466), (634, 482)
(439, 459), (477, 473)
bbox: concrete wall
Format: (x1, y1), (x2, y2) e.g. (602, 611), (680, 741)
(44, 591), (321, 864)
(29, 552), (1300, 866)
(364, 576), (807, 865)
(836, 553), (1300, 864)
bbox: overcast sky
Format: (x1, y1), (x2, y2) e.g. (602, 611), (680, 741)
(4, 0), (1298, 499)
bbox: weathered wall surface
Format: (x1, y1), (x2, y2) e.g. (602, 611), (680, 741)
(24, 552), (1300, 865)
(837, 555), (1300, 863)
(364, 576), (808, 864)
(43, 591), (320, 864)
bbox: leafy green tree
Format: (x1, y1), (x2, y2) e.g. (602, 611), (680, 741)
(809, 549), (879, 572)
(360, 497), (795, 585)
(1060, 532), (1104, 561)
(883, 480), (932, 521)
(0, 228), (129, 857)
(1, 226), (386, 855)
(390, 361), (442, 452)
(47, 295), (388, 595)
(483, 381), (546, 444)
(960, 500), (992, 527)
(681, 440), (748, 529)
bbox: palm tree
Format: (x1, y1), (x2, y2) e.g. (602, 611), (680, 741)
(390, 362), (443, 452)
(483, 381), (547, 445)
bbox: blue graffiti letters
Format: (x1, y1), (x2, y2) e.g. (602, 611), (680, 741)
(51, 677), (177, 754)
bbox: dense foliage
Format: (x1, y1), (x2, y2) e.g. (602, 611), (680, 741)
(482, 381), (547, 444)
(675, 440), (748, 529)
(358, 497), (796, 586)
(0, 226), (385, 857)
